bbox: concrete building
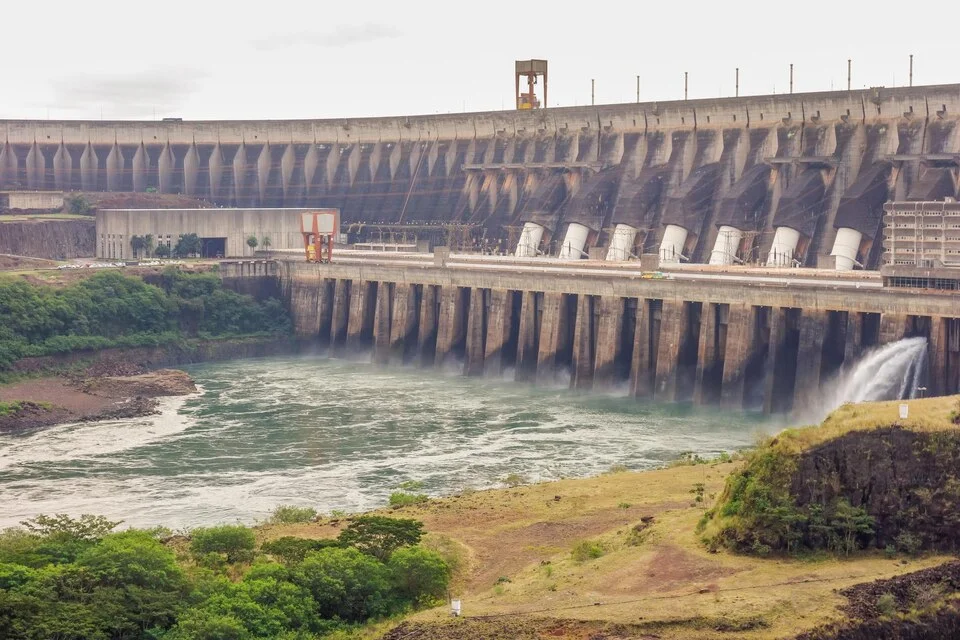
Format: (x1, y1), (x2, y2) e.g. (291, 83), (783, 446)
(882, 200), (960, 267)
(95, 208), (305, 259)
(0, 190), (64, 210)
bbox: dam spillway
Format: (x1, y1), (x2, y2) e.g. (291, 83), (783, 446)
(223, 254), (960, 415)
(5, 84), (960, 270)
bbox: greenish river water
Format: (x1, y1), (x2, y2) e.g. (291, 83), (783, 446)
(0, 356), (774, 529)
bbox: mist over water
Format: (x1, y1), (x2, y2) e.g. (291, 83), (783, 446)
(0, 356), (770, 529)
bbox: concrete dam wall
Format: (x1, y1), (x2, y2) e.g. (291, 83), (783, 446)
(225, 258), (960, 415)
(4, 84), (959, 269)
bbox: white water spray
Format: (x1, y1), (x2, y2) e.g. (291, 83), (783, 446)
(818, 337), (928, 417)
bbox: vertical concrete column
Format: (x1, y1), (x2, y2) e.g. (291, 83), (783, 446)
(572, 294), (595, 390)
(792, 309), (828, 414)
(290, 273), (321, 338)
(879, 313), (907, 344)
(418, 285), (439, 366)
(373, 282), (394, 365)
(464, 288), (487, 376)
(630, 299), (653, 398)
(537, 293), (564, 379)
(844, 311), (862, 368)
(694, 303), (719, 405)
(593, 296), (624, 388)
(720, 304), (752, 409)
(654, 300), (686, 401)
(389, 283), (418, 362)
(317, 278), (335, 343)
(346, 280), (371, 350)
(434, 287), (466, 367)
(516, 291), (539, 382)
(763, 308), (785, 415)
(330, 279), (351, 352)
(484, 289), (512, 376)
(928, 316), (947, 397)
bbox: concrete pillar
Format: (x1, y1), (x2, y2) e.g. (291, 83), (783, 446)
(290, 274), (321, 338)
(516, 291), (539, 382)
(389, 283), (419, 363)
(346, 280), (374, 351)
(763, 308), (785, 415)
(694, 303), (719, 405)
(484, 290), (513, 376)
(572, 294), (595, 390)
(593, 296), (624, 388)
(537, 293), (565, 380)
(928, 316), (947, 397)
(793, 309), (828, 414)
(418, 285), (439, 366)
(720, 304), (752, 410)
(464, 288), (487, 376)
(434, 287), (467, 367)
(317, 279), (334, 344)
(844, 311), (863, 367)
(330, 279), (351, 352)
(654, 300), (685, 401)
(630, 299), (653, 398)
(879, 313), (908, 344)
(373, 282), (394, 365)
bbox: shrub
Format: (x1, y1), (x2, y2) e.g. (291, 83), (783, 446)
(337, 516), (423, 562)
(269, 505), (318, 525)
(388, 492), (428, 508)
(261, 537), (341, 565)
(502, 473), (526, 487)
(294, 547), (395, 622)
(876, 592), (898, 617)
(20, 513), (120, 541)
(387, 546), (451, 605)
(190, 525), (256, 563)
(65, 194), (93, 215)
(895, 531), (923, 556)
(571, 540), (605, 562)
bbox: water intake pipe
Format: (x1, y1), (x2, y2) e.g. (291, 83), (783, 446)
(658, 224), (688, 263)
(830, 227), (863, 271)
(708, 226), (743, 265)
(766, 226), (800, 267)
(558, 223), (590, 260)
(515, 222), (545, 257)
(606, 223), (638, 261)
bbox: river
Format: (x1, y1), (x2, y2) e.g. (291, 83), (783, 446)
(0, 355), (773, 529)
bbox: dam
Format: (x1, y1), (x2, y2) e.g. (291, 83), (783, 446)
(220, 252), (960, 416)
(4, 84), (960, 270)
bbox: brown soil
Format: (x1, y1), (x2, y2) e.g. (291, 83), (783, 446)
(85, 192), (213, 210)
(0, 255), (59, 271)
(381, 618), (659, 640)
(0, 368), (196, 432)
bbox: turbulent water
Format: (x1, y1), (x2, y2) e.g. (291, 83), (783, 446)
(0, 355), (771, 529)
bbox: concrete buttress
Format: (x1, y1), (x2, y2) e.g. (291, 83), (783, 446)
(418, 285), (439, 366)
(464, 288), (487, 376)
(592, 296), (624, 388)
(654, 300), (685, 401)
(630, 298), (654, 398)
(434, 287), (468, 367)
(389, 283), (419, 363)
(516, 291), (539, 382)
(694, 303), (720, 405)
(483, 289), (512, 376)
(317, 278), (334, 343)
(330, 279), (351, 353)
(792, 309), (828, 415)
(373, 282), (394, 365)
(346, 280), (375, 351)
(879, 313), (908, 344)
(763, 308), (785, 415)
(572, 294), (596, 390)
(719, 304), (752, 410)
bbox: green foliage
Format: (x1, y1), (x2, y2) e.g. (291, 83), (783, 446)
(0, 270), (291, 369)
(261, 537), (341, 565)
(705, 445), (876, 555)
(65, 193), (93, 215)
(388, 492), (428, 508)
(246, 236), (259, 250)
(175, 233), (202, 258)
(876, 592), (898, 617)
(0, 515), (448, 640)
(502, 472), (527, 487)
(155, 244), (172, 258)
(396, 480), (425, 492)
(190, 526), (257, 564)
(336, 516), (423, 562)
(387, 547), (450, 606)
(0, 401), (24, 417)
(571, 540), (605, 562)
(268, 505), (318, 525)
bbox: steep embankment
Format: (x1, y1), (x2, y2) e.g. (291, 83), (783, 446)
(0, 218), (95, 259)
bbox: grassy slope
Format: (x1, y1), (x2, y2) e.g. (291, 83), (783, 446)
(262, 396), (960, 639)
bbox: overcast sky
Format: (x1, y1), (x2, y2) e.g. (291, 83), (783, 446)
(2, 0), (957, 121)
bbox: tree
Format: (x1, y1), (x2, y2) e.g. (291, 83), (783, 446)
(144, 234), (155, 258)
(246, 236), (258, 252)
(20, 514), (120, 542)
(293, 547), (394, 622)
(387, 546), (450, 605)
(174, 233), (202, 258)
(130, 235), (145, 258)
(155, 244), (172, 258)
(261, 237), (271, 255)
(190, 525), (256, 563)
(65, 194), (92, 215)
(336, 516), (423, 562)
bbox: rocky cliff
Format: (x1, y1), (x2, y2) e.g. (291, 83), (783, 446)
(0, 218), (95, 259)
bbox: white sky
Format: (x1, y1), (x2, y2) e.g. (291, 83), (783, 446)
(2, 0), (957, 121)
